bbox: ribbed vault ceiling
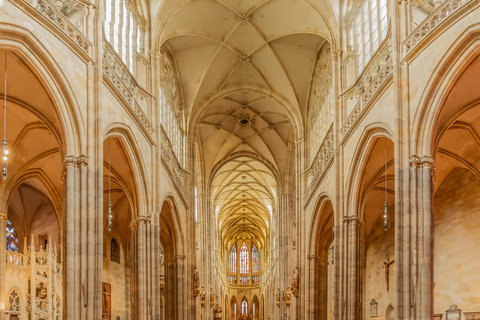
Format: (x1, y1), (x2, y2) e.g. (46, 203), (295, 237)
(212, 156), (276, 248)
(158, 0), (336, 252)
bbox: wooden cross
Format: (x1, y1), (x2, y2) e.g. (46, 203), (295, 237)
(382, 258), (395, 292)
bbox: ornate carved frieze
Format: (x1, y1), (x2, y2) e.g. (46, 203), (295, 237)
(160, 129), (187, 199)
(305, 126), (334, 202)
(103, 44), (154, 138)
(403, 0), (473, 56)
(340, 49), (393, 139)
(159, 48), (182, 116)
(20, 0), (91, 54)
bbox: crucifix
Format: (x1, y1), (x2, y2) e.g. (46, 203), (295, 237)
(382, 258), (395, 292)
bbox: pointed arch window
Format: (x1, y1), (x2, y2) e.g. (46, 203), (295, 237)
(6, 220), (19, 253)
(241, 299), (248, 317)
(8, 289), (20, 314)
(252, 243), (260, 273)
(111, 238), (120, 263)
(240, 243), (249, 274)
(229, 244), (237, 273)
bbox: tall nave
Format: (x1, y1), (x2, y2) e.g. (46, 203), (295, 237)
(0, 0), (479, 318)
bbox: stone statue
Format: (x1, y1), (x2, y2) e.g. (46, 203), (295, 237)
(276, 288), (280, 307)
(291, 268), (299, 297)
(210, 288), (215, 308)
(193, 269), (200, 297)
(199, 287), (205, 307)
(36, 282), (48, 300)
(284, 287), (292, 307)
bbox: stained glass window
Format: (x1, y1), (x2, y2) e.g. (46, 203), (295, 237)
(241, 299), (248, 317)
(240, 243), (249, 274)
(229, 244), (237, 273)
(6, 221), (19, 253)
(252, 243), (260, 273)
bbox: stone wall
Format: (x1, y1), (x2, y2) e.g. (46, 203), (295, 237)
(364, 209), (395, 320)
(434, 168), (480, 316)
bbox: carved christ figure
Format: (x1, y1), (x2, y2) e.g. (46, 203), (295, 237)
(382, 258), (395, 291)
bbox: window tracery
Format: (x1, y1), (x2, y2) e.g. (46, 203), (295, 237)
(160, 48), (184, 163)
(229, 244), (237, 274)
(252, 243), (260, 274)
(6, 220), (19, 253)
(8, 289), (20, 314)
(308, 44), (333, 162)
(104, 0), (143, 72)
(240, 243), (249, 274)
(348, 0), (389, 73)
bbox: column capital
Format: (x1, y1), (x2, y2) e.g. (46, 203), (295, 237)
(409, 154), (434, 169)
(174, 255), (186, 261)
(307, 254), (318, 260)
(0, 212), (7, 221)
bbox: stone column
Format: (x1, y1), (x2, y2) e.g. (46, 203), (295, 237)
(344, 216), (361, 320)
(175, 254), (186, 320)
(64, 156), (77, 320)
(0, 212), (7, 303)
(306, 255), (319, 320)
(410, 155), (435, 320)
(136, 217), (149, 320)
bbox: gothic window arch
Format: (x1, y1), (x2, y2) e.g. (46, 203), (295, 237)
(104, 0), (144, 72)
(229, 244), (237, 273)
(111, 238), (120, 264)
(241, 298), (248, 318)
(347, 0), (389, 73)
(251, 243), (260, 274)
(308, 44), (333, 161)
(160, 48), (184, 163)
(8, 289), (20, 314)
(240, 243), (249, 274)
(6, 220), (19, 253)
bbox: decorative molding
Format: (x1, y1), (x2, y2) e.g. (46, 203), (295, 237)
(160, 129), (187, 200)
(61, 155), (88, 180)
(403, 0), (473, 57)
(174, 255), (186, 260)
(20, 0), (91, 55)
(340, 55), (393, 140)
(409, 154), (436, 178)
(304, 126), (334, 203)
(103, 43), (154, 140)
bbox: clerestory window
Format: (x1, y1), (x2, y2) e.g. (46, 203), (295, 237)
(104, 0), (143, 72)
(348, 0), (389, 74)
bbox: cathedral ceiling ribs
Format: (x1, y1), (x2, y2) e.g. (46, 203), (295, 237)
(210, 152), (278, 249)
(160, 0), (333, 131)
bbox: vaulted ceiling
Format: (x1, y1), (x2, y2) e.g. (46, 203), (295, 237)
(155, 0), (337, 252)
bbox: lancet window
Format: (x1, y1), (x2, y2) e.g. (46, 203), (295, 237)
(6, 220), (19, 253)
(104, 0), (143, 72)
(229, 244), (237, 273)
(252, 243), (260, 274)
(240, 243), (249, 274)
(348, 0), (389, 73)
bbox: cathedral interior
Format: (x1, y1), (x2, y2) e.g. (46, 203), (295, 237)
(0, 0), (479, 318)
